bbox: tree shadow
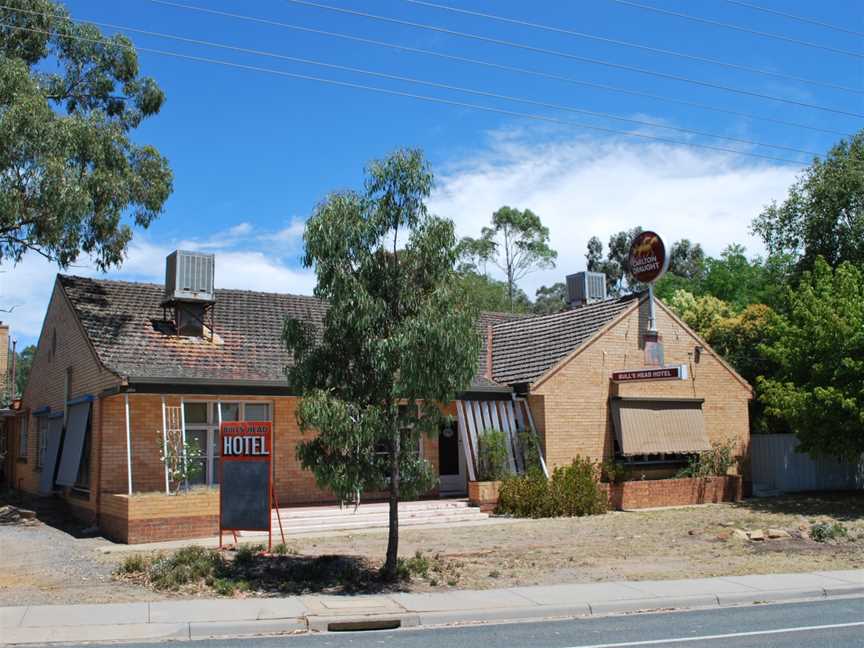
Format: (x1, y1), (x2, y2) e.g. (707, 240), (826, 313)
(733, 492), (864, 522)
(224, 552), (408, 596)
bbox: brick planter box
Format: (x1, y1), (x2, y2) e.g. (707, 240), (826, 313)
(99, 489), (219, 544)
(602, 476), (742, 510)
(468, 480), (501, 512)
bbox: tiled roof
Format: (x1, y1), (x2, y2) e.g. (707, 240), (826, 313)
(59, 275), (326, 384)
(59, 275), (524, 390)
(59, 275), (638, 390)
(491, 293), (640, 385)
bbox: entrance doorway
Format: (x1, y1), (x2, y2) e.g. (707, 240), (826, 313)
(438, 421), (467, 495)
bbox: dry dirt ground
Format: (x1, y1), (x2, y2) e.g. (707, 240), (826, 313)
(1, 494), (861, 604)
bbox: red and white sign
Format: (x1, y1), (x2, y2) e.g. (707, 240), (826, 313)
(221, 421), (272, 460)
(611, 364), (689, 382)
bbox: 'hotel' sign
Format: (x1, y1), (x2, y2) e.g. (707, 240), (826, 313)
(611, 364), (689, 382)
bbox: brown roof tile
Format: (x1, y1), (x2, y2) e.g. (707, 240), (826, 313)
(491, 294), (639, 385)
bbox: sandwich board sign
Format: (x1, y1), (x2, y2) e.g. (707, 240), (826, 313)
(219, 420), (272, 548)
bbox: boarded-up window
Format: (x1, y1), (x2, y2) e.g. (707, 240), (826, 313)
(55, 402), (91, 487)
(38, 416), (64, 494)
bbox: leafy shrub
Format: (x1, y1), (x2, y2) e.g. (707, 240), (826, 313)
(147, 546), (225, 590)
(115, 553), (149, 575)
(601, 459), (627, 483)
(478, 430), (509, 481)
(676, 439), (738, 478)
(397, 551), (431, 580)
(497, 457), (606, 518)
(810, 521), (849, 543)
(518, 429), (544, 474)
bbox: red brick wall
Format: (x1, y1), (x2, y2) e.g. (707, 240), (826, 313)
(602, 476), (742, 510)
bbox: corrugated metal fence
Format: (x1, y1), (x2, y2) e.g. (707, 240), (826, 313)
(751, 434), (864, 493)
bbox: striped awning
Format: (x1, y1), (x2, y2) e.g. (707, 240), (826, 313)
(611, 398), (710, 456)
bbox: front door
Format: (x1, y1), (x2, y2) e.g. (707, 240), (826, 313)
(438, 422), (467, 495)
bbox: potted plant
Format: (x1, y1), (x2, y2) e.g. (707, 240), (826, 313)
(469, 429), (509, 511)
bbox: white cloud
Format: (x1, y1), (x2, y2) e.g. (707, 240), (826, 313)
(428, 133), (798, 295)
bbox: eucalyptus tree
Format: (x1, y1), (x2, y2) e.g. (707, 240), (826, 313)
(0, 0), (172, 269)
(283, 149), (480, 580)
(461, 206), (557, 312)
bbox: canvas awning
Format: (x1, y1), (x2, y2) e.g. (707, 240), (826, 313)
(611, 398), (710, 456)
(38, 415), (64, 494)
(55, 401), (91, 487)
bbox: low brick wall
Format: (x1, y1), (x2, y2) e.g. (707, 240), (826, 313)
(602, 476), (742, 510)
(99, 489), (219, 544)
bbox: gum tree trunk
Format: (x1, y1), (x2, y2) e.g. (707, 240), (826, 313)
(383, 421), (401, 580)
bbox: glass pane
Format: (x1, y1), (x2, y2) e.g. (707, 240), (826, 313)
(244, 403), (270, 421)
(183, 402), (209, 424)
(219, 403), (240, 422)
(212, 458), (220, 485)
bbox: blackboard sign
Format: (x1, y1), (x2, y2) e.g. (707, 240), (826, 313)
(219, 421), (272, 546)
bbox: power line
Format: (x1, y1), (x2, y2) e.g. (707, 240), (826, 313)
(606, 0), (864, 59)
(0, 21), (814, 167)
(147, 0), (854, 137)
(722, 0), (864, 39)
(280, 0), (864, 118)
(7, 10), (825, 157)
(402, 0), (862, 94)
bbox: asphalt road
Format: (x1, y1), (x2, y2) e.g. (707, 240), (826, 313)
(36, 597), (864, 648)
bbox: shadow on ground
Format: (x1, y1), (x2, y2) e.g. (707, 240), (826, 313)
(734, 492), (864, 522)
(0, 490), (99, 539)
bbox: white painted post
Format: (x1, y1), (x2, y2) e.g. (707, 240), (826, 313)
(161, 396), (169, 495)
(124, 393), (133, 495)
(179, 399), (187, 489)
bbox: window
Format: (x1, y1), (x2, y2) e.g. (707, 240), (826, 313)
(182, 401), (272, 486)
(36, 417), (49, 468)
(17, 416), (28, 460)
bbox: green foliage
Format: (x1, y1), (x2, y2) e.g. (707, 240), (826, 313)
(397, 551), (431, 580)
(675, 439), (738, 478)
(0, 1), (172, 269)
(533, 282), (568, 314)
(586, 227), (643, 296)
(147, 546), (225, 591)
(477, 430), (509, 481)
(753, 130), (864, 274)
(517, 429), (544, 474)
(454, 269), (531, 313)
(156, 430), (204, 494)
(283, 148), (481, 579)
(810, 521), (849, 543)
(461, 206), (557, 311)
(758, 258), (864, 460)
(115, 553), (149, 575)
(600, 459), (627, 484)
(5, 344), (35, 400)
(497, 457), (607, 518)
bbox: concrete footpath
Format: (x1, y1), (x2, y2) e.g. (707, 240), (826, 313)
(1, 570), (862, 645)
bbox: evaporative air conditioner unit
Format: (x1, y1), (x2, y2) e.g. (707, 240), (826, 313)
(566, 271), (607, 307)
(164, 250), (215, 303)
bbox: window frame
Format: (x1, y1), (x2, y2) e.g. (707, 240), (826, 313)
(181, 401), (273, 487)
(17, 415), (28, 460)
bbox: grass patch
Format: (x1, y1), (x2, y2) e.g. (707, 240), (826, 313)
(811, 521), (850, 543)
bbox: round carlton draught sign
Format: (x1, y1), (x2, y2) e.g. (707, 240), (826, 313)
(628, 231), (669, 284)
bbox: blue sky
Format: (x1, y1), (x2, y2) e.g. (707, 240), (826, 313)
(3, 0), (863, 344)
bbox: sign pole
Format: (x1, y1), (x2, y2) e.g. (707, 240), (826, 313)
(648, 283), (657, 333)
